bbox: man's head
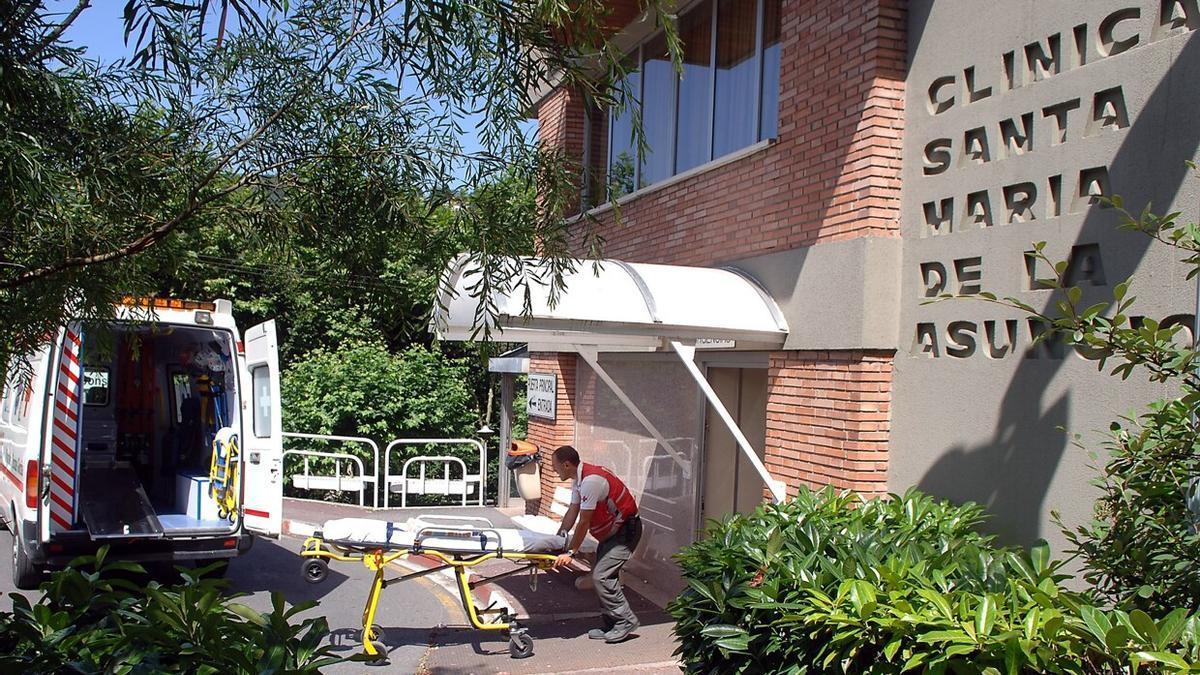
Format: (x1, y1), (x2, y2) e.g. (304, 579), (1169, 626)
(551, 445), (581, 480)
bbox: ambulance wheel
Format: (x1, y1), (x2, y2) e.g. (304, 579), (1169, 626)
(11, 519), (41, 590)
(364, 640), (389, 666)
(509, 632), (534, 659)
(302, 558), (328, 584)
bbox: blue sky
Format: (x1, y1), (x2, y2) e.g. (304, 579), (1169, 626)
(53, 1), (537, 181)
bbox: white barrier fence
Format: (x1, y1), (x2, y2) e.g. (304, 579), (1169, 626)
(281, 433), (489, 509)
(383, 438), (487, 509)
(282, 432), (380, 506)
(283, 449), (368, 506)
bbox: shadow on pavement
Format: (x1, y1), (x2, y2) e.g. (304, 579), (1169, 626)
(226, 536), (351, 601)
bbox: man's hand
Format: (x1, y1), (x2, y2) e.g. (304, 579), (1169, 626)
(552, 552), (574, 569)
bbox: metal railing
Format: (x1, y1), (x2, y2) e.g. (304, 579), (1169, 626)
(383, 438), (487, 508)
(282, 432), (381, 507)
(398, 455), (472, 508)
(283, 449), (367, 506)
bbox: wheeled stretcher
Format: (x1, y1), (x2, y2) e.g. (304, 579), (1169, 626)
(299, 515), (565, 664)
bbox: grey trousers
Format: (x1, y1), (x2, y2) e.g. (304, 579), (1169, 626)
(593, 516), (642, 630)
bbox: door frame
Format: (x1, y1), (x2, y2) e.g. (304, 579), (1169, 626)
(692, 351), (771, 540)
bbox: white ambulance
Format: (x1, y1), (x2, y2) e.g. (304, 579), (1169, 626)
(0, 298), (284, 588)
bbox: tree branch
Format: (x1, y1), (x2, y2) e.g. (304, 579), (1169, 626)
(0, 2), (400, 292)
(24, 0), (91, 63)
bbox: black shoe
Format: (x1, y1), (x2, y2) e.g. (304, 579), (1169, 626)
(604, 620), (639, 644)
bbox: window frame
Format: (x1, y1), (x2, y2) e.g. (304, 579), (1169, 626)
(251, 365), (272, 439)
(81, 366), (111, 408)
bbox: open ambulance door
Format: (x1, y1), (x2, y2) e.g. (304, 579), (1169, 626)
(41, 324), (85, 541)
(241, 320), (283, 537)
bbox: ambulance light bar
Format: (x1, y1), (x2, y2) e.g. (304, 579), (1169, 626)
(121, 296), (218, 312)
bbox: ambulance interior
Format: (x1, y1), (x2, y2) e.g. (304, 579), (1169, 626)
(74, 324), (241, 539)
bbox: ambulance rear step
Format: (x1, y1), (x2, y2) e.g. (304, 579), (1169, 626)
(78, 467), (164, 539)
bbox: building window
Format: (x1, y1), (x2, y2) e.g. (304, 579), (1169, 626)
(714, 0), (759, 158)
(82, 368), (110, 407)
(252, 365), (272, 438)
(608, 58), (640, 198)
(760, 0), (781, 141)
(640, 32), (677, 187)
(675, 0), (714, 175)
(604, 0), (780, 198)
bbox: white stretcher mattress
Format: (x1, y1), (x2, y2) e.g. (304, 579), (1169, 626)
(321, 517), (566, 554)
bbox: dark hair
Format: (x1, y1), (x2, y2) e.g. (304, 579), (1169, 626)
(552, 445), (580, 466)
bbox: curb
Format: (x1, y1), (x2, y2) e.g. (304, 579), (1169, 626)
(282, 517), (529, 621)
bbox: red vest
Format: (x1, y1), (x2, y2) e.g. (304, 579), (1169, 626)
(581, 463), (638, 541)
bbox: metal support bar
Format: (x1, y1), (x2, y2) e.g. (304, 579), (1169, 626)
(576, 346), (692, 478)
(499, 374), (515, 506)
(467, 562), (540, 590)
(670, 341), (785, 503)
(382, 562), (454, 589)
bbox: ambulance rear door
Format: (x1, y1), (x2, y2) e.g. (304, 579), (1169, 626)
(241, 320), (283, 537)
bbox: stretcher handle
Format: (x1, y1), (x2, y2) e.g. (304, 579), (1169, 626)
(413, 526), (506, 554)
(409, 514), (495, 530)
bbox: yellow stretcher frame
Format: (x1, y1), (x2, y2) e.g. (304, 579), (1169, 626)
(299, 531), (559, 664)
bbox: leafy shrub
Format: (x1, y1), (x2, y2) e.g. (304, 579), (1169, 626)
(1059, 397), (1200, 613)
(0, 549), (338, 673)
(669, 487), (1200, 674)
(281, 341), (480, 502)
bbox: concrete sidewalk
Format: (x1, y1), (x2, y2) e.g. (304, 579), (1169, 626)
(281, 498), (683, 674)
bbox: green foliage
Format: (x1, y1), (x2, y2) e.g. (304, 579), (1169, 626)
(0, 547), (339, 673)
(670, 487), (1200, 674)
(1059, 397), (1200, 613)
(2, 0), (683, 371)
(280, 341), (481, 501)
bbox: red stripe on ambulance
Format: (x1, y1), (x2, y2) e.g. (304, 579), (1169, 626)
(49, 328), (83, 533)
(0, 463), (22, 492)
(54, 400), (78, 422)
(50, 512), (71, 531)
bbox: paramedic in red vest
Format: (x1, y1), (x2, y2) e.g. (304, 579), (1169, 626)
(550, 445), (642, 643)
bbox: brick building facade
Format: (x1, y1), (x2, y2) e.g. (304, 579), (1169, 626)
(486, 0), (1200, 595)
(527, 0), (905, 517)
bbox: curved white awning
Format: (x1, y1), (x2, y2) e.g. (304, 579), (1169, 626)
(432, 254), (788, 350)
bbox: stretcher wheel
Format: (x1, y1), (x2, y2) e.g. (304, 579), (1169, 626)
(362, 623), (383, 642)
(509, 632), (534, 659)
(364, 640), (388, 666)
(302, 558), (328, 584)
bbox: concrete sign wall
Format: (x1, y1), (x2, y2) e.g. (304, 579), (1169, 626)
(894, 0), (1200, 551)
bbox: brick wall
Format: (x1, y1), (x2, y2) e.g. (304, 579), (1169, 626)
(559, 0), (906, 266)
(524, 352), (578, 515)
(765, 350), (893, 496)
(537, 86), (587, 162)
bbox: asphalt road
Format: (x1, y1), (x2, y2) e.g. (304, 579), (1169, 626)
(0, 529), (451, 673)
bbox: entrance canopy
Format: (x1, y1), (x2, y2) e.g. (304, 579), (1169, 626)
(432, 255), (788, 351)
(432, 254), (790, 504)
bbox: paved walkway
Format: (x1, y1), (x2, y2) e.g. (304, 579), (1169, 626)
(283, 498), (684, 674)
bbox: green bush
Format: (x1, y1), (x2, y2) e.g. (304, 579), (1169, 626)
(280, 341), (480, 502)
(1059, 397), (1200, 613)
(0, 549), (338, 673)
(669, 487), (1200, 674)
